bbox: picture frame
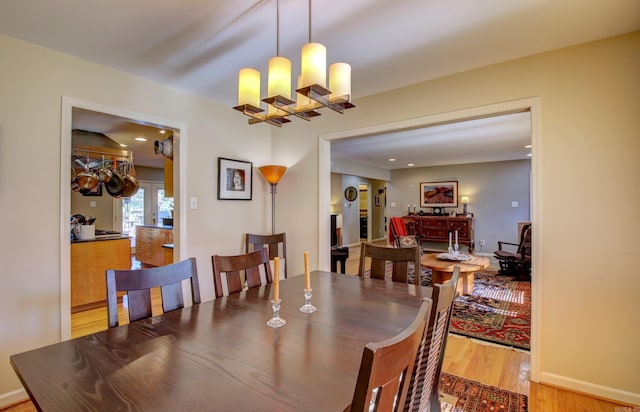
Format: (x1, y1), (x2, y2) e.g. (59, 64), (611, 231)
(217, 157), (253, 200)
(419, 180), (458, 208)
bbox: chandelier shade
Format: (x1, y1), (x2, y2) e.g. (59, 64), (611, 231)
(238, 68), (261, 109)
(301, 42), (326, 88)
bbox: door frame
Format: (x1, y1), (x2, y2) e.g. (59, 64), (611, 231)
(60, 96), (188, 340)
(318, 97), (541, 381)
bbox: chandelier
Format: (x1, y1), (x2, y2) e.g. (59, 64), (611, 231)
(233, 0), (355, 127)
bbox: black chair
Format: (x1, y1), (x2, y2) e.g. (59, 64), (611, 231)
(494, 223), (531, 279)
(106, 257), (201, 328)
(331, 214), (349, 273)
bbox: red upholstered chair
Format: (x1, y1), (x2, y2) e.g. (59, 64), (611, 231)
(390, 217), (421, 249)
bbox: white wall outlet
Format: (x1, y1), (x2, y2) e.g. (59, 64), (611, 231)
(479, 239), (486, 246)
(511, 201), (519, 208)
(391, 202), (396, 208)
(89, 201), (96, 207)
(190, 197), (198, 209)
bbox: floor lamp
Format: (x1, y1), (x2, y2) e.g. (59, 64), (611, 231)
(258, 165), (287, 234)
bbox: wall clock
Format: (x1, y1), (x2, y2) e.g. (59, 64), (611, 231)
(432, 207), (442, 215)
(344, 186), (358, 202)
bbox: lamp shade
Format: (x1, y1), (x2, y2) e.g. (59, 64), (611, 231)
(461, 196), (470, 204)
(300, 42), (326, 87)
(238, 68), (261, 107)
(259, 165), (287, 184)
(329, 62), (351, 100)
(267, 56), (292, 99)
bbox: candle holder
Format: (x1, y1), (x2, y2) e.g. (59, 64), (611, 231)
(299, 288), (317, 313)
(267, 299), (286, 328)
(453, 243), (459, 256)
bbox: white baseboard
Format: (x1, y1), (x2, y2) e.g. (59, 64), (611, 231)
(0, 388), (29, 409)
(540, 371), (640, 406)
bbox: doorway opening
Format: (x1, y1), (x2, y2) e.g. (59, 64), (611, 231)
(60, 96), (187, 341)
(319, 97), (541, 381)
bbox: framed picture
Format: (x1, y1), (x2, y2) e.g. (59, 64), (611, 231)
(420, 180), (458, 208)
(217, 157), (253, 200)
(81, 183), (102, 197)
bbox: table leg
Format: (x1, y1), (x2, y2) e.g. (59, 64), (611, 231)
(431, 270), (474, 295)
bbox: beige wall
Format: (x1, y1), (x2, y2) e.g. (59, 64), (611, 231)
(271, 33), (640, 403)
(1, 31), (638, 406)
(0, 34), (272, 402)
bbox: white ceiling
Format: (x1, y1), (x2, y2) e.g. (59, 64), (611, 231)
(3, 0), (639, 169)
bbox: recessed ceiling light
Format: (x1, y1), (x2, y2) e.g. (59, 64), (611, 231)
(407, 163), (415, 167)
(524, 144), (532, 148)
(119, 143), (128, 147)
(388, 158), (396, 162)
(159, 130), (166, 134)
(134, 137), (147, 142)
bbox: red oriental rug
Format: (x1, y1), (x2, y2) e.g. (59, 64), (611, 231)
(439, 373), (528, 412)
(450, 271), (531, 350)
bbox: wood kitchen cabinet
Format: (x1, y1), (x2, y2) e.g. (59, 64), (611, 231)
(135, 225), (173, 267)
(71, 237), (131, 311)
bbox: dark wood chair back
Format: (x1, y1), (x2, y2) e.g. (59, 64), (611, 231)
(358, 242), (421, 283)
(495, 224), (532, 277)
(106, 257), (201, 328)
(346, 298), (433, 412)
(405, 268), (460, 412)
(245, 232), (288, 279)
(212, 248), (273, 298)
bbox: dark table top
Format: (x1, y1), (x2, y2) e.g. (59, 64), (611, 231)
(11, 271), (433, 411)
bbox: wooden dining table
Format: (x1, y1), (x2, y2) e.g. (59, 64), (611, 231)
(11, 271), (433, 411)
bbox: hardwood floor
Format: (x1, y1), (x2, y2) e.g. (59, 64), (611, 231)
(3, 243), (632, 411)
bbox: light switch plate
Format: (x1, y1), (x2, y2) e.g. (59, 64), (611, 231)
(190, 197), (198, 209)
(511, 201), (519, 207)
(89, 201), (96, 207)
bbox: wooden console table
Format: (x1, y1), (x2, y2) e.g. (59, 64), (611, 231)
(404, 215), (475, 251)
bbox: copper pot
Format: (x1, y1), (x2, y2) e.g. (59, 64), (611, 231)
(120, 160), (139, 198)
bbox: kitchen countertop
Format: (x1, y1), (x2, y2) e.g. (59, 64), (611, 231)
(136, 224), (173, 230)
(71, 235), (130, 243)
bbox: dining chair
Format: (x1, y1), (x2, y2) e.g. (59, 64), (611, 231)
(245, 232), (288, 279)
(106, 257), (201, 328)
(345, 298), (433, 412)
(212, 248), (273, 298)
(405, 267), (460, 412)
(494, 223), (531, 279)
(358, 242), (421, 283)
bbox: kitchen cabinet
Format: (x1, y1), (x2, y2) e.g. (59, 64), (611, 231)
(164, 158), (173, 197)
(71, 237), (131, 311)
(136, 225), (173, 267)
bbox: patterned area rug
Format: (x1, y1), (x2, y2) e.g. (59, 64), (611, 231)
(439, 373), (528, 412)
(363, 264), (531, 350)
(450, 271), (531, 350)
